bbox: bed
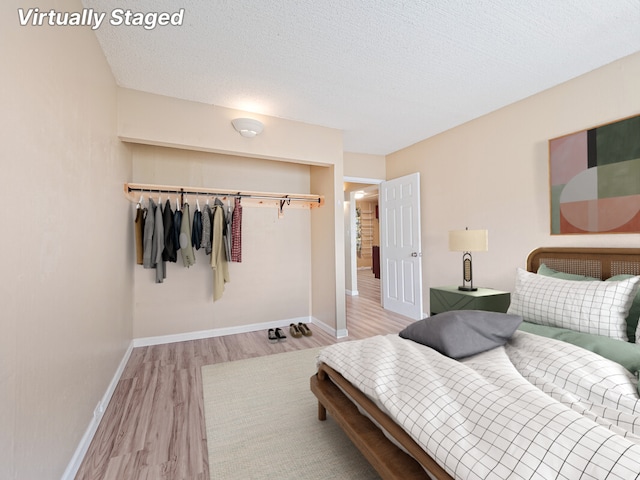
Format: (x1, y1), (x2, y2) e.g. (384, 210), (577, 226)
(310, 247), (640, 480)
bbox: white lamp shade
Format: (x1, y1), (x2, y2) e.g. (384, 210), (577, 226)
(231, 118), (264, 137)
(449, 229), (488, 252)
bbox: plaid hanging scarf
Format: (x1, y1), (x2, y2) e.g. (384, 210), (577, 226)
(231, 197), (242, 262)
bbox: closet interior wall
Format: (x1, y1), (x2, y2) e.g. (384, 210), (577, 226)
(356, 199), (379, 269)
(131, 144), (313, 339)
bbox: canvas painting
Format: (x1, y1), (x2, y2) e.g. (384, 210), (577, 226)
(549, 115), (640, 234)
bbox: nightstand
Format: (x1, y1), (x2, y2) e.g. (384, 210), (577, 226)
(430, 286), (511, 315)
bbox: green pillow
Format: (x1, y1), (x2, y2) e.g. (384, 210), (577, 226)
(608, 274), (640, 343)
(519, 321), (640, 395)
(537, 263), (600, 281)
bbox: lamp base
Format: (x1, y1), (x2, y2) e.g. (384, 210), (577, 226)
(458, 286), (477, 292)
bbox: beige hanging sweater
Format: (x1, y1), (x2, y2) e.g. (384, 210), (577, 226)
(211, 204), (230, 301)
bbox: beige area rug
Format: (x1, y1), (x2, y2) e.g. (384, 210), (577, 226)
(202, 347), (381, 479)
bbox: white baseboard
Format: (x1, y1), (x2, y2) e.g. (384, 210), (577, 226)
(61, 340), (134, 480)
(345, 289), (359, 296)
(311, 317), (348, 339)
(133, 316), (349, 342)
(132, 316), (315, 347)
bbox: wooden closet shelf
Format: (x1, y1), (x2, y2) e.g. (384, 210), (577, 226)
(124, 182), (324, 209)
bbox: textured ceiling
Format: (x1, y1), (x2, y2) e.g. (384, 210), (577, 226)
(83, 0), (640, 155)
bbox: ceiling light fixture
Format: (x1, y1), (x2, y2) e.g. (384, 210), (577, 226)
(231, 118), (264, 138)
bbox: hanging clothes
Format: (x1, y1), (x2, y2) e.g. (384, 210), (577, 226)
(201, 203), (213, 255)
(173, 205), (182, 254)
(213, 198), (228, 260)
(224, 201), (232, 263)
(192, 207), (203, 250)
(162, 199), (177, 263)
(134, 205), (146, 265)
(154, 201), (166, 283)
(180, 202), (196, 267)
(230, 197), (243, 262)
(143, 198), (156, 269)
(211, 203), (230, 301)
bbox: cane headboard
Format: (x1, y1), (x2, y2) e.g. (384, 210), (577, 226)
(527, 247), (640, 280)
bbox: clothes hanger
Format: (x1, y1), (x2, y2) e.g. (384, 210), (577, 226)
(279, 197), (290, 218)
(196, 196), (201, 212)
(137, 194), (143, 209)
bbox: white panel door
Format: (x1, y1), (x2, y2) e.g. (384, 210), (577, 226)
(379, 173), (423, 319)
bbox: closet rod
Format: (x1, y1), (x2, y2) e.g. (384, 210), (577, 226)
(124, 182), (324, 208)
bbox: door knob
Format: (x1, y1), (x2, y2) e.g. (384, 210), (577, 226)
(411, 252), (422, 257)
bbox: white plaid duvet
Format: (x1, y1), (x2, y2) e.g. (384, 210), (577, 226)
(317, 332), (640, 480)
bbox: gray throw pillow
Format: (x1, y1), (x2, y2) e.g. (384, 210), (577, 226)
(399, 310), (523, 359)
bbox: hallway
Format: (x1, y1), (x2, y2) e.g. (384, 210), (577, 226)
(356, 268), (381, 303)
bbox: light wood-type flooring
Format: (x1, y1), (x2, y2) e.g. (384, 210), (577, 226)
(75, 269), (413, 480)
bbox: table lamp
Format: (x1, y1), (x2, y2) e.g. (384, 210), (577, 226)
(448, 228), (488, 291)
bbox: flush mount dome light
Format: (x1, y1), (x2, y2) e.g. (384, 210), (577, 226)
(231, 118), (264, 138)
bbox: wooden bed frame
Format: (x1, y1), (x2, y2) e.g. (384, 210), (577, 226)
(310, 247), (640, 480)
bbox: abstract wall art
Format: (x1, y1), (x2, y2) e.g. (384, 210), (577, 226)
(549, 114), (640, 234)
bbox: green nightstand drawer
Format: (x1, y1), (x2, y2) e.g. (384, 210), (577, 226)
(430, 286), (510, 315)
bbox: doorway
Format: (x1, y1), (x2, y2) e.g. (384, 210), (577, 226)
(355, 190), (380, 302)
(344, 173), (423, 320)
(344, 180), (381, 301)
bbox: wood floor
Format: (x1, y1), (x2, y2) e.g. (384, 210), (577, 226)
(75, 269), (413, 480)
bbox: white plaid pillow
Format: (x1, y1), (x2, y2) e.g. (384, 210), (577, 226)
(508, 268), (640, 341)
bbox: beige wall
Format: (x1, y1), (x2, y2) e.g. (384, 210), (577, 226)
(311, 165), (347, 336)
(132, 145), (312, 337)
(1, 1), (133, 478)
(119, 88), (341, 166)
(387, 52), (640, 310)
(344, 152), (386, 180)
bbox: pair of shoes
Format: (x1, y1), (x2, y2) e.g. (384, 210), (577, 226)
(289, 323), (302, 338)
(268, 328), (287, 342)
(268, 329), (278, 343)
(298, 322), (312, 336)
